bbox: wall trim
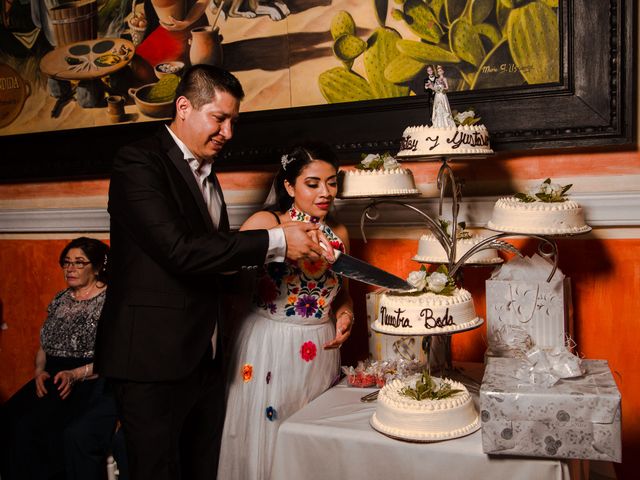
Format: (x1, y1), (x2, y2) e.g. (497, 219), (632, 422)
(1, 192), (639, 233)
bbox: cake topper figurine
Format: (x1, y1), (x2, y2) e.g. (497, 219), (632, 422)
(423, 65), (437, 126)
(426, 65), (456, 129)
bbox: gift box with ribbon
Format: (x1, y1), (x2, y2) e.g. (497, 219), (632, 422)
(480, 356), (621, 462)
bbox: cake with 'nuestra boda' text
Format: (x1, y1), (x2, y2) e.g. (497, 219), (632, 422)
(370, 269), (482, 336)
(339, 153), (419, 198)
(487, 179), (590, 235)
(371, 371), (480, 441)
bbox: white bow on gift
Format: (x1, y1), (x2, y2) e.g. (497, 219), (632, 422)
(515, 346), (584, 387)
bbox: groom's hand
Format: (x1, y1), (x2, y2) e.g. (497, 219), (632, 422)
(281, 222), (324, 261)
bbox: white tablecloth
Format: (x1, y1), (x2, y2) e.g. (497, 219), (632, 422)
(271, 369), (571, 480)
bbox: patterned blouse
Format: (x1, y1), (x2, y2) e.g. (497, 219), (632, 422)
(40, 288), (106, 359)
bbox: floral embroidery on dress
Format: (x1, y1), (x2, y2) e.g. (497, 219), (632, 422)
(242, 364), (253, 382)
(253, 207), (344, 319)
(300, 341), (317, 362)
(265, 406), (277, 421)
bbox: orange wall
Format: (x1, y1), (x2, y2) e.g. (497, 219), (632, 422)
(1, 148), (640, 478)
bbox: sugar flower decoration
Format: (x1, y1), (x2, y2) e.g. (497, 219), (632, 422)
(355, 152), (400, 171)
(406, 266), (456, 296)
(300, 340), (317, 362)
(452, 108), (481, 126)
(515, 178), (573, 203)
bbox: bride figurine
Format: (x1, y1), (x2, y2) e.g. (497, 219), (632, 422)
(429, 65), (456, 128)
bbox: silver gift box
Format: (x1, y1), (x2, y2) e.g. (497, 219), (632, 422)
(480, 357), (621, 462)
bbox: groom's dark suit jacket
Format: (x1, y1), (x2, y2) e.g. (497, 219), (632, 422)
(95, 127), (268, 382)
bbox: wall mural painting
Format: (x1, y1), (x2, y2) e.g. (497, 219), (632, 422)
(0, 0), (559, 136)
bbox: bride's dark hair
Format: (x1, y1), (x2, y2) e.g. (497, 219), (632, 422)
(265, 142), (339, 213)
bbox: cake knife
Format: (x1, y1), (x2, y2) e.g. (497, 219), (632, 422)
(323, 246), (414, 291)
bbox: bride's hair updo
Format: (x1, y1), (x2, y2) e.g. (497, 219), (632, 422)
(266, 142), (339, 213)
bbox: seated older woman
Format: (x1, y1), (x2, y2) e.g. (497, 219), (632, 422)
(0, 237), (121, 480)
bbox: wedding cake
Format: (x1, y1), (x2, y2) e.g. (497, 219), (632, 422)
(371, 372), (480, 441)
(339, 153), (419, 198)
(370, 270), (482, 336)
(413, 233), (502, 265)
(397, 123), (492, 157)
(487, 179), (590, 235)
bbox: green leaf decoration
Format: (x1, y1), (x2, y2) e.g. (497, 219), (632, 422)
(444, 0), (467, 25)
(469, 0), (494, 24)
(400, 370), (463, 401)
(514, 192), (536, 203)
(333, 34), (367, 61)
(507, 1), (560, 84)
(403, 0), (444, 43)
(449, 18), (486, 67)
(364, 28), (410, 98)
(385, 55), (426, 83)
(540, 0), (558, 6)
(396, 39), (460, 64)
(330, 11), (356, 41)
(374, 0), (389, 26)
(474, 22), (502, 46)
(318, 67), (375, 103)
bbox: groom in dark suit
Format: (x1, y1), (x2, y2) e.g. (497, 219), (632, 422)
(95, 65), (327, 480)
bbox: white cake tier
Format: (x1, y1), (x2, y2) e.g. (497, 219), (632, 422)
(371, 288), (481, 335)
(339, 168), (419, 197)
(487, 197), (591, 235)
(397, 124), (493, 157)
(371, 374), (480, 441)
(413, 233), (503, 264)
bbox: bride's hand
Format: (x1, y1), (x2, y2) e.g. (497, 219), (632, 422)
(323, 311), (353, 349)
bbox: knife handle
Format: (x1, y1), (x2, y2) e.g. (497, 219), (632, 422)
(319, 242), (341, 261)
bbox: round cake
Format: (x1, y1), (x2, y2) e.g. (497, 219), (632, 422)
(487, 197), (591, 235)
(371, 288), (482, 335)
(371, 374), (480, 441)
(397, 124), (493, 157)
(339, 167), (419, 198)
(413, 233), (502, 265)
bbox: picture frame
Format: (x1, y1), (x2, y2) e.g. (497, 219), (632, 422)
(0, 0), (635, 182)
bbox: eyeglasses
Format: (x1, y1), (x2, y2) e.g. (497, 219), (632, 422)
(61, 261), (92, 269)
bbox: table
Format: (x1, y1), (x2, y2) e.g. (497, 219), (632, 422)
(271, 367), (573, 480)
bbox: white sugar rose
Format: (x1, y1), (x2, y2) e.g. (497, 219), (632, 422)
(427, 272), (448, 293)
(407, 270), (427, 291)
(454, 110), (474, 124)
(547, 182), (564, 197)
(383, 156), (399, 170)
(361, 154), (379, 168)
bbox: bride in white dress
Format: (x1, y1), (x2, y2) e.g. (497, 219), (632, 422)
(217, 142), (354, 480)
(430, 65), (456, 128)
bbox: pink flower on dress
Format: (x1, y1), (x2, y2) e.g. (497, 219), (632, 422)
(300, 341), (317, 362)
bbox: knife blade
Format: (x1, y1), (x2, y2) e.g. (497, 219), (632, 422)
(328, 249), (414, 291)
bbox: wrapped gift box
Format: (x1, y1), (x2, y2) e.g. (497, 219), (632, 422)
(480, 357), (621, 462)
(486, 255), (573, 354)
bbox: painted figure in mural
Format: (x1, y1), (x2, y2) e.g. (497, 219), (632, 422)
(157, 0), (291, 31)
(94, 65), (331, 480)
(217, 142), (354, 480)
(0, 237), (124, 480)
(423, 64), (437, 126)
(431, 64), (456, 128)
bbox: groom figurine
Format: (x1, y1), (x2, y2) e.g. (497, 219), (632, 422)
(423, 64), (437, 126)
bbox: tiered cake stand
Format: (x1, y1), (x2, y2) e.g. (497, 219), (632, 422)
(355, 153), (590, 386)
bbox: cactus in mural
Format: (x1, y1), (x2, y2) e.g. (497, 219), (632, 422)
(320, 0), (559, 103)
(507, 1), (559, 84)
